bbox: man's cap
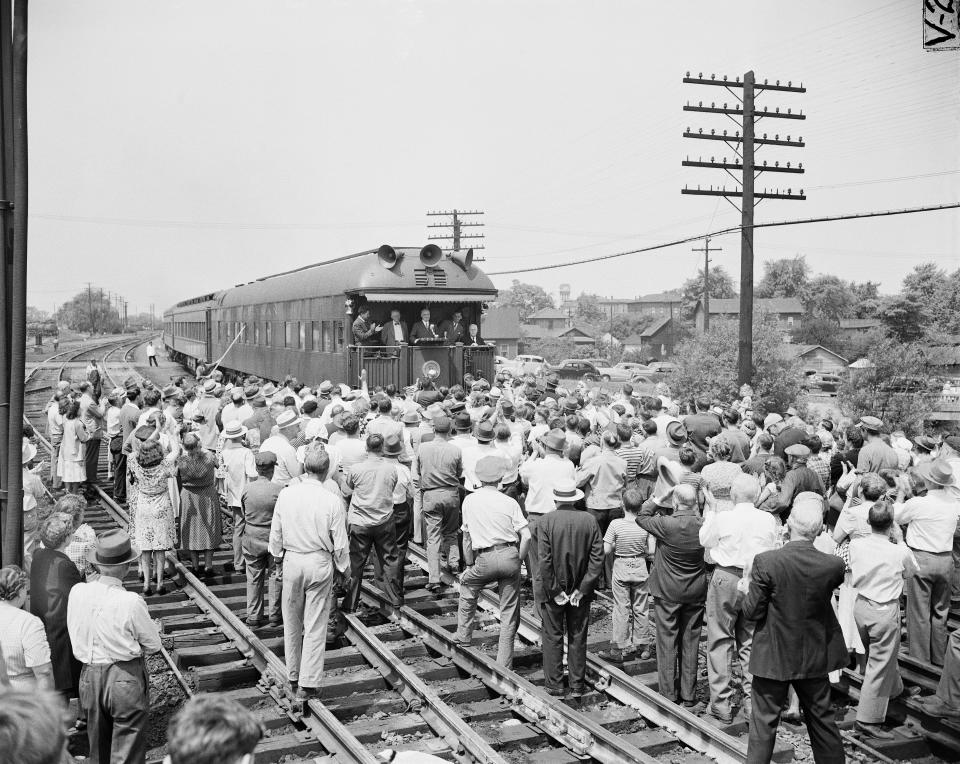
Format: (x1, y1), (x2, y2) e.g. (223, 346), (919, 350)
(475, 455), (507, 484)
(916, 459), (956, 487)
(785, 443), (811, 458)
(275, 410), (301, 430)
(449, 401), (467, 414)
(454, 411), (473, 431)
(255, 451), (277, 468)
(383, 433), (404, 456)
(665, 420), (688, 446)
(476, 421), (495, 443)
(539, 428), (567, 452)
(432, 415), (452, 433)
(244, 384), (261, 401)
(858, 416), (884, 433)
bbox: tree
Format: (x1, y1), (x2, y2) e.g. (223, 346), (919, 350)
(756, 255), (810, 299)
(932, 269), (960, 335)
(849, 280), (881, 317)
(26, 306), (49, 322)
(495, 280), (554, 323)
(680, 264), (736, 320)
(804, 274), (855, 322)
(837, 337), (940, 436)
(670, 316), (805, 412)
(902, 262), (946, 302)
(609, 313), (652, 341)
(574, 292), (605, 326)
(527, 336), (577, 364)
(56, 290), (123, 334)
(880, 295), (927, 343)
(792, 315), (845, 351)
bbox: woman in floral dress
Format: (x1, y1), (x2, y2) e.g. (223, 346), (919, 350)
(129, 437), (177, 595)
(178, 433), (223, 578)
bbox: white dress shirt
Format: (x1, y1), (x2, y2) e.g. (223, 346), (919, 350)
(268, 480), (349, 574)
(699, 502), (779, 569)
(392, 322), (404, 342)
(849, 533), (918, 603)
(520, 454), (575, 515)
(461, 488), (528, 549)
(894, 490), (960, 553)
(259, 435), (301, 485)
(67, 576), (161, 664)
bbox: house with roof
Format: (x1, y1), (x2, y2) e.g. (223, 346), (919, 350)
(526, 307), (570, 332)
(620, 317), (676, 360)
(481, 306), (521, 358)
(784, 344), (849, 375)
(519, 322), (596, 353)
(837, 318), (883, 339)
(694, 297), (805, 340)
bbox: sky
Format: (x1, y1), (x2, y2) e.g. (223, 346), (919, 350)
(25, 0), (960, 315)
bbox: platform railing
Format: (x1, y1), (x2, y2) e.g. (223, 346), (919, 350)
(348, 344), (494, 388)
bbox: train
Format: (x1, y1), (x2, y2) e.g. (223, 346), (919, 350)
(163, 244), (499, 389)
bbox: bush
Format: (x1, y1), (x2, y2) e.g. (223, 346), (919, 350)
(670, 316), (805, 412)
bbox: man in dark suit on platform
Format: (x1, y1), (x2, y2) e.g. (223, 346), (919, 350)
(410, 308), (439, 343)
(740, 496), (846, 764)
(465, 323), (485, 347)
(441, 309), (467, 344)
(380, 309), (408, 347)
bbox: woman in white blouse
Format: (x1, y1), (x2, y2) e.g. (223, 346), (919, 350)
(0, 565), (52, 690)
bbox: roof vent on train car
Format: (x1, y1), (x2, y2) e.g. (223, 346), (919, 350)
(419, 244), (443, 267)
(448, 248), (473, 271)
(377, 244), (402, 269)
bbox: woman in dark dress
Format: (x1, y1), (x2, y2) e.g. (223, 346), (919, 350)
(29, 511), (82, 702)
(178, 432), (224, 578)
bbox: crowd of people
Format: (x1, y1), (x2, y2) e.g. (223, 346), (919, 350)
(4, 356), (960, 764)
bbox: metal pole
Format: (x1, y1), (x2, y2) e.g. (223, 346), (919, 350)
(738, 70), (755, 386)
(692, 237), (721, 333)
(3, 0), (27, 567)
(0, 0), (14, 562)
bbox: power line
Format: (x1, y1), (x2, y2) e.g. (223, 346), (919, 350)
(486, 201), (960, 276)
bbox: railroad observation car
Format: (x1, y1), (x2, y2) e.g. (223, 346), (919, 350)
(163, 245), (498, 388)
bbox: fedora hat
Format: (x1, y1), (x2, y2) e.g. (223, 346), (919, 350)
(87, 530), (139, 566)
(243, 384), (261, 401)
(318, 380), (334, 395)
(552, 478), (584, 504)
(539, 428), (567, 453)
(161, 384), (179, 400)
(914, 435), (937, 453)
(652, 459), (686, 506)
(454, 411), (473, 431)
(476, 421), (495, 443)
(402, 409), (421, 425)
(423, 403), (445, 421)
(383, 433), (404, 456)
(917, 459), (956, 487)
(432, 415), (452, 434)
(261, 382), (278, 397)
(21, 440), (36, 464)
(665, 421), (687, 446)
(275, 410), (301, 430)
(475, 455), (507, 484)
(223, 421), (247, 440)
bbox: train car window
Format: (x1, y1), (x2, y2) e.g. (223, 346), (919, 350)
(284, 322), (293, 348)
(322, 321), (331, 352)
(254, 322), (260, 344)
(264, 321), (271, 347)
(311, 322), (319, 351)
(335, 321), (344, 351)
(298, 322), (306, 350)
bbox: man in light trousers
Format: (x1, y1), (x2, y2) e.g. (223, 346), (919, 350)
(455, 456), (531, 668)
(699, 474), (779, 721)
(268, 450), (349, 708)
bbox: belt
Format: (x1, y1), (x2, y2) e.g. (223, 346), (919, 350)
(86, 655), (144, 668)
(910, 547), (951, 555)
(615, 554), (644, 559)
(244, 522), (271, 529)
(474, 542), (517, 555)
(715, 565), (745, 576)
(856, 593), (898, 607)
(423, 485), (458, 492)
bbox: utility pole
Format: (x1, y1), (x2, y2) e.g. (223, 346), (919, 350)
(85, 282), (94, 334)
(692, 237), (722, 332)
(681, 70), (806, 384)
(426, 209), (485, 252)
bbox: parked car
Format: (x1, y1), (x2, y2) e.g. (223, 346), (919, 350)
(805, 373), (843, 394)
(596, 361), (651, 382)
(549, 358), (602, 382)
(647, 361), (678, 375)
(513, 354), (547, 375)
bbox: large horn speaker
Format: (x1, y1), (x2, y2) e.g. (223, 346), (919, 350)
(419, 244), (443, 267)
(422, 360), (441, 382)
(448, 248), (473, 271)
(377, 244), (401, 269)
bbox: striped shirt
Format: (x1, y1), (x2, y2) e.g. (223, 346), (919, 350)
(603, 517), (649, 557)
(0, 602), (50, 689)
(616, 445), (645, 482)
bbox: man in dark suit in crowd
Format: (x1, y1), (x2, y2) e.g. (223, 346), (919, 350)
(441, 309), (467, 344)
(682, 397), (721, 458)
(740, 496), (846, 764)
(380, 308), (408, 346)
(638, 482), (707, 709)
(409, 308), (439, 343)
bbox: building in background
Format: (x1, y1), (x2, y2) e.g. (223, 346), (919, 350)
(620, 317), (676, 360)
(526, 307), (571, 332)
(694, 297), (805, 341)
(481, 307), (520, 358)
(786, 344), (849, 375)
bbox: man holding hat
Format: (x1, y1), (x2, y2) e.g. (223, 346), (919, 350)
(241, 452), (284, 627)
(67, 530), (162, 764)
(456, 455), (531, 668)
(538, 478), (604, 697)
(260, 410), (304, 486)
(416, 415), (463, 592)
(857, 416), (899, 473)
(221, 421), (258, 574)
(520, 428), (575, 613)
(894, 460), (960, 665)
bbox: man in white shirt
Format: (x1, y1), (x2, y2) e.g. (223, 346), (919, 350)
(699, 473), (779, 722)
(67, 531), (161, 764)
(519, 429), (574, 613)
(260, 410), (304, 486)
(365, 396), (403, 441)
(894, 460), (960, 665)
(146, 340), (158, 366)
(268, 450), (349, 707)
(220, 387), (252, 427)
(455, 456), (531, 668)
